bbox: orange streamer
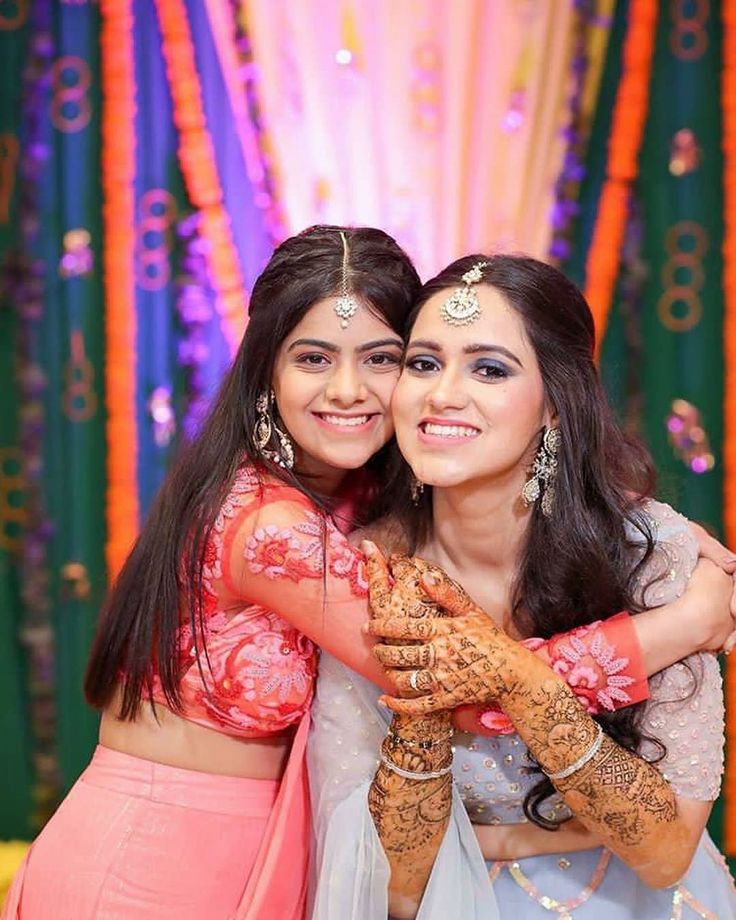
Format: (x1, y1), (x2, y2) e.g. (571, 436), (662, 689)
(583, 0), (658, 355)
(722, 0), (736, 856)
(100, 0), (139, 580)
(153, 0), (248, 356)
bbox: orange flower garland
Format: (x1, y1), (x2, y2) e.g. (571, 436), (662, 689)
(153, 0), (248, 356)
(583, 0), (658, 356)
(722, 0), (736, 855)
(100, 0), (139, 579)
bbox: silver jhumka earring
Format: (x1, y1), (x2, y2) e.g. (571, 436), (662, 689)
(410, 477), (425, 505)
(254, 390), (295, 469)
(440, 260), (491, 326)
(334, 231), (359, 329)
(521, 426), (560, 517)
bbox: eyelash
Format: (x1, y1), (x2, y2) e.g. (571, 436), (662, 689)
(295, 352), (401, 368)
(405, 355), (511, 381)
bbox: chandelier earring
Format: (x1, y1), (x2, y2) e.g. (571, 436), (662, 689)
(410, 477), (425, 505)
(521, 426), (560, 517)
(254, 389), (295, 470)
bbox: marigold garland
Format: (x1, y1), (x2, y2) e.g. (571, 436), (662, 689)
(583, 0), (658, 355)
(721, 0), (736, 855)
(100, 0), (139, 580)
(153, 0), (248, 356)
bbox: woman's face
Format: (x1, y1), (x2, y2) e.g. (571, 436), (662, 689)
(392, 283), (552, 492)
(272, 296), (403, 486)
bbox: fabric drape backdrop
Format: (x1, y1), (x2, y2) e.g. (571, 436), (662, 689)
(245, 0), (581, 278)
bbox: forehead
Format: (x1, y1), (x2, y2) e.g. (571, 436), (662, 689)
(411, 284), (531, 350)
(285, 296), (396, 342)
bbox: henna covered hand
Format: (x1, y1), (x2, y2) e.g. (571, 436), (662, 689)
(367, 565), (532, 713)
(362, 541), (441, 622)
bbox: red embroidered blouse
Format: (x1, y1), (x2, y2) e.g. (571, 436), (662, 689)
(149, 464), (649, 739)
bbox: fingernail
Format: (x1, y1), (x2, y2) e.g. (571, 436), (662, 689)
(361, 540), (376, 556)
(378, 696), (389, 708)
(422, 572), (437, 587)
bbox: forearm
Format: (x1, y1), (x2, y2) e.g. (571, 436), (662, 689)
(633, 600), (707, 675)
(499, 666), (693, 887)
(368, 712), (453, 920)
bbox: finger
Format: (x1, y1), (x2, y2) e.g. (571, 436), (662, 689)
(373, 642), (436, 669)
(366, 616), (447, 641)
(689, 522), (736, 572)
(390, 668), (436, 697)
(379, 693), (450, 716)
(421, 571), (476, 617)
(362, 540), (392, 617)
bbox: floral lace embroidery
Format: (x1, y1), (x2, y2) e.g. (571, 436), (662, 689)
(479, 620), (637, 734)
(244, 509), (368, 596)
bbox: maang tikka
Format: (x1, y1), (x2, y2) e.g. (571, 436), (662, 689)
(254, 389), (295, 469)
(440, 260), (490, 326)
(334, 231), (359, 329)
(521, 426), (560, 517)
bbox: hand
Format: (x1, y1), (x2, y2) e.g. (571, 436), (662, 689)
(675, 557), (736, 654)
(362, 542), (441, 622)
(367, 568), (533, 714)
(688, 522), (736, 652)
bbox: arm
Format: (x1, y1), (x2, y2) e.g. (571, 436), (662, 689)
(369, 570), (712, 889)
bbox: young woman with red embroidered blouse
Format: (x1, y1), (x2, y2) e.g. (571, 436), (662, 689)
(3, 228), (733, 920)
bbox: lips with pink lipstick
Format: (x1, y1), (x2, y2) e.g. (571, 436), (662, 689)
(417, 416), (481, 444)
(313, 412), (380, 433)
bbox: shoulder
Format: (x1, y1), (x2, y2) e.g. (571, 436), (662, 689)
(626, 499), (698, 606)
(350, 515), (410, 553)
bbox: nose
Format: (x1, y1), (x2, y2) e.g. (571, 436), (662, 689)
(325, 361), (368, 407)
(425, 367), (468, 412)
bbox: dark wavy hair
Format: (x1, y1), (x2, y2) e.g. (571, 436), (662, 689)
(85, 225), (422, 718)
(394, 253), (662, 827)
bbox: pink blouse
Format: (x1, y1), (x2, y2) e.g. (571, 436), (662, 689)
(149, 465), (368, 738)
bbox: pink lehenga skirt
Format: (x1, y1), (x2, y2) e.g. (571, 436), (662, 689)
(2, 716), (311, 920)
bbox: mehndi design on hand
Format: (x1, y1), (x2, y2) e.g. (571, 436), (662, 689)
(363, 544), (455, 914)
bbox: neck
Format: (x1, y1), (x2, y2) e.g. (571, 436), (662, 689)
(423, 471), (532, 585)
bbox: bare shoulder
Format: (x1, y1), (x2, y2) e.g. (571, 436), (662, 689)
(349, 515), (410, 554)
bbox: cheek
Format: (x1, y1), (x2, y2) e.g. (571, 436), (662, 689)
(371, 370), (401, 411)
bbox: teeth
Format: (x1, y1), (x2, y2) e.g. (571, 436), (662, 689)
(423, 423), (478, 438)
(323, 414), (370, 427)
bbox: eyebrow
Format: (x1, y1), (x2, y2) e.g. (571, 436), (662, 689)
(287, 337), (403, 354)
(406, 339), (523, 368)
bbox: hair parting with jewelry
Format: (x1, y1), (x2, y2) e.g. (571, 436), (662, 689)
(392, 253), (668, 827)
(85, 225), (421, 718)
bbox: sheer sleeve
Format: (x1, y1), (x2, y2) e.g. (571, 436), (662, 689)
(474, 612), (649, 734)
(628, 499), (725, 800)
(212, 467), (387, 687)
(308, 652), (499, 920)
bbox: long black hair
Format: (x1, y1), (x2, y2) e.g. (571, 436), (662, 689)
(85, 225), (421, 718)
(394, 254), (662, 826)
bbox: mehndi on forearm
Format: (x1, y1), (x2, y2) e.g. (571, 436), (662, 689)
(498, 666), (692, 887)
(368, 711), (454, 918)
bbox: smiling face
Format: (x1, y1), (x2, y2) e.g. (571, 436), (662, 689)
(272, 295), (403, 488)
(392, 283), (553, 493)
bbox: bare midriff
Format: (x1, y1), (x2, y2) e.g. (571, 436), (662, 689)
(99, 689), (293, 780)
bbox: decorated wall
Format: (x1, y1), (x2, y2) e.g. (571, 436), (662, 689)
(1, 0), (734, 864)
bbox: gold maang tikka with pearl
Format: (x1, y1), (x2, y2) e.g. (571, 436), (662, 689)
(440, 260), (491, 326)
(334, 231), (359, 329)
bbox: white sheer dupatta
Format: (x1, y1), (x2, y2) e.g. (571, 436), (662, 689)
(308, 652), (500, 919)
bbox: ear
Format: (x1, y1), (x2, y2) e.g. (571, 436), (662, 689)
(543, 401), (558, 430)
